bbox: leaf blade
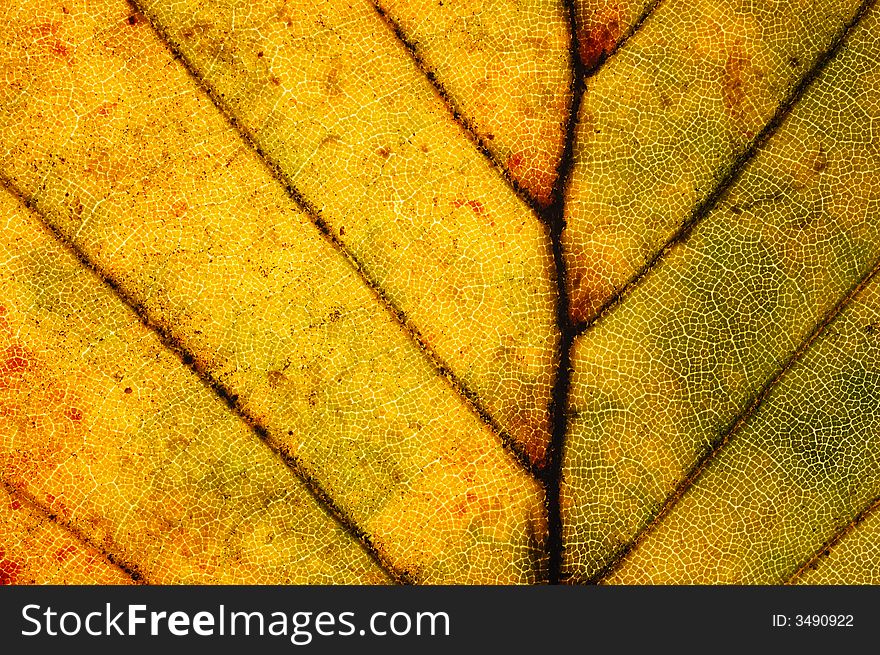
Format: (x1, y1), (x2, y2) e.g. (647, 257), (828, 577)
(129, 0), (559, 463)
(0, 0), (546, 583)
(562, 0), (880, 581)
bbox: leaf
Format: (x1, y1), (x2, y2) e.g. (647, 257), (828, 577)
(1, 0), (879, 585)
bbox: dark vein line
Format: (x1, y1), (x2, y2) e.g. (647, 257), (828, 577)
(543, 0), (585, 586)
(586, 252), (880, 584)
(369, 0), (549, 218)
(580, 0), (667, 78)
(0, 173), (409, 586)
(573, 0), (876, 338)
(787, 495), (880, 584)
(0, 479), (147, 585)
(128, 0), (539, 481)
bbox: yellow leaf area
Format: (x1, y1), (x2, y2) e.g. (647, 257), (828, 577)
(564, 0), (868, 322)
(373, 0), (570, 206)
(0, 0), (545, 583)
(0, 190), (386, 584)
(564, 1), (880, 582)
(131, 0), (559, 463)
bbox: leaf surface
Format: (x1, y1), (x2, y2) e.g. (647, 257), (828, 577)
(0, 0), (545, 584)
(564, 0), (867, 323)
(371, 0), (571, 206)
(563, 0), (880, 582)
(1, 0), (879, 585)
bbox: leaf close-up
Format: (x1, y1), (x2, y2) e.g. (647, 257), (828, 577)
(1, 0), (879, 585)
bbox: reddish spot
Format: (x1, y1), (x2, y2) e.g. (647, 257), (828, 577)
(509, 406), (550, 468)
(569, 260), (612, 325)
(124, 387), (133, 394)
(46, 494), (56, 504)
(3, 345), (29, 375)
(32, 22), (60, 37)
(269, 76), (281, 86)
(531, 168), (556, 208)
(171, 200), (188, 218)
(506, 153), (555, 207)
(452, 199), (486, 215)
(96, 102), (117, 117)
(9, 499), (21, 510)
(376, 147), (391, 158)
(65, 407), (83, 422)
(722, 47), (750, 120)
(578, 16), (621, 70)
(0, 559), (21, 585)
(55, 545), (77, 563)
(50, 40), (71, 58)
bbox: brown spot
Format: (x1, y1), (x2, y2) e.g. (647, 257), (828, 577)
(267, 370), (288, 389)
(452, 199), (486, 215)
(339, 226), (346, 236)
(187, 22), (212, 39)
(324, 67), (343, 96)
(506, 152), (555, 206)
(376, 147), (391, 158)
(124, 387), (133, 394)
(530, 168), (557, 208)
(569, 261), (613, 325)
(722, 46), (751, 120)
(0, 559), (21, 585)
(257, 51), (264, 58)
(65, 407), (83, 422)
(269, 75), (281, 86)
(419, 144), (428, 153)
(127, 14), (138, 26)
(578, 13), (621, 71)
(508, 406), (550, 468)
(810, 147), (828, 173)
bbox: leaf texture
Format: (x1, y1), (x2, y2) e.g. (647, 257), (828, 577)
(1, 0), (879, 585)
